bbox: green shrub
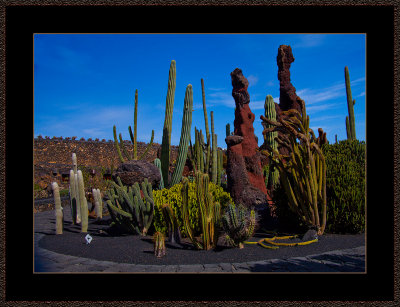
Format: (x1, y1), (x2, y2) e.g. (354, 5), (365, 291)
(153, 180), (233, 237)
(59, 189), (70, 197)
(322, 140), (365, 234)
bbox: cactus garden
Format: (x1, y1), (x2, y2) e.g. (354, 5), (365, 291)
(33, 34), (366, 273)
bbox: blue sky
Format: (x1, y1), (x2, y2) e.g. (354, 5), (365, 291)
(34, 34), (365, 148)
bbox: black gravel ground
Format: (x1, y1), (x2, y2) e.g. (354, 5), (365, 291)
(35, 208), (365, 266)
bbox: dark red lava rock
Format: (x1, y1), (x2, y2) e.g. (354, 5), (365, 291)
(277, 45), (303, 114)
(226, 69), (273, 224)
(112, 160), (161, 189)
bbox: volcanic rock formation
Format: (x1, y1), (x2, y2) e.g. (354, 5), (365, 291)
(225, 68), (273, 225)
(112, 160), (161, 189)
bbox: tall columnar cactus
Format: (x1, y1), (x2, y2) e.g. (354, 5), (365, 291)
(92, 188), (102, 220)
(77, 170), (89, 233)
(52, 182), (63, 235)
(345, 66), (356, 140)
(74, 173), (81, 223)
(69, 170), (78, 224)
(170, 84), (194, 186)
(222, 203), (257, 249)
(114, 89), (155, 163)
(260, 99), (327, 235)
(180, 173), (221, 250)
(72, 153), (77, 174)
(161, 60), (177, 185)
(201, 78), (212, 177)
(153, 231), (166, 258)
(226, 123), (230, 137)
(106, 177), (155, 235)
(217, 149), (223, 186)
(263, 95), (279, 188)
(154, 158), (164, 190)
(210, 112), (218, 184)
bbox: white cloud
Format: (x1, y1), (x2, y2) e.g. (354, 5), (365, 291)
(247, 75), (259, 87)
(293, 34), (327, 48)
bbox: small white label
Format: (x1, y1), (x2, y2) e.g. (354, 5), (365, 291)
(85, 234), (93, 244)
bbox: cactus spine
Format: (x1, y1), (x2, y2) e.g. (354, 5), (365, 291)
(161, 60), (176, 185)
(77, 170), (88, 233)
(52, 182), (63, 234)
(263, 95), (279, 188)
(170, 84), (194, 186)
(154, 158), (164, 190)
(153, 231), (166, 258)
(345, 66), (356, 140)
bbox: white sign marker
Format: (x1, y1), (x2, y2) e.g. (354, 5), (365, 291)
(85, 234), (93, 244)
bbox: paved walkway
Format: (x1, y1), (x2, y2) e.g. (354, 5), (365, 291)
(34, 232), (366, 273)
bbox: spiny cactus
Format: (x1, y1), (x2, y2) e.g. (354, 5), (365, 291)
(262, 95), (279, 189)
(180, 173), (221, 250)
(52, 182), (63, 234)
(211, 111), (218, 184)
(92, 188), (102, 220)
(161, 60), (177, 185)
(69, 169), (78, 225)
(114, 89), (155, 163)
(222, 203), (257, 248)
(106, 177), (155, 235)
(77, 170), (89, 233)
(260, 99), (327, 236)
(170, 84), (194, 186)
(153, 231), (166, 258)
(161, 203), (181, 244)
(154, 158), (164, 190)
(345, 66), (356, 140)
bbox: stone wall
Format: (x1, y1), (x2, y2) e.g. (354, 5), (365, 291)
(34, 136), (179, 197)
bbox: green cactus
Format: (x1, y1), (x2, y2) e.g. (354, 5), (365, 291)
(262, 95), (279, 189)
(154, 158), (164, 190)
(69, 169), (78, 225)
(211, 111), (218, 184)
(77, 170), (88, 233)
(221, 203), (256, 248)
(170, 84), (194, 186)
(226, 123), (230, 137)
(180, 173), (221, 250)
(106, 177), (155, 235)
(345, 66), (356, 140)
(114, 89), (155, 163)
(261, 99), (327, 235)
(161, 60), (177, 185)
(153, 231), (166, 258)
(217, 149), (223, 186)
(161, 203), (181, 244)
(92, 188), (102, 219)
(201, 78), (211, 144)
(52, 182), (63, 234)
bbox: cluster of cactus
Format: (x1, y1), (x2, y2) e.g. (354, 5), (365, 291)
(159, 60), (194, 188)
(52, 182), (63, 234)
(113, 89), (154, 163)
(344, 66), (356, 140)
(180, 173), (221, 250)
(69, 153), (89, 232)
(153, 231), (166, 258)
(106, 177), (155, 236)
(260, 99), (327, 235)
(261, 95), (280, 190)
(221, 203), (257, 249)
(191, 80), (223, 186)
(322, 140), (365, 233)
(153, 158), (164, 190)
(152, 179), (233, 237)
